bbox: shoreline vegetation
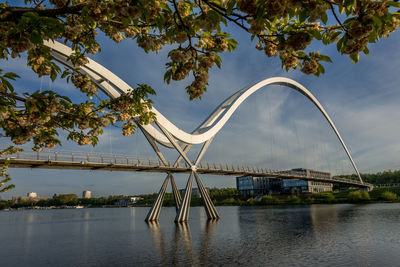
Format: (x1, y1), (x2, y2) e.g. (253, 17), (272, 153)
(1, 186), (400, 211)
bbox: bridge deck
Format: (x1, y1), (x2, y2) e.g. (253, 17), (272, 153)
(0, 149), (372, 190)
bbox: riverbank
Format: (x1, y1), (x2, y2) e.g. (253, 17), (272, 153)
(2, 187), (400, 210)
(133, 186), (400, 207)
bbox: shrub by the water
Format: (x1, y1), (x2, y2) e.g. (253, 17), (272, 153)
(347, 191), (370, 202)
(347, 191), (363, 202)
(303, 197), (315, 204)
(316, 192), (335, 203)
(247, 198), (256, 205)
(261, 195), (280, 205)
(380, 191), (398, 201)
(285, 196), (301, 204)
(221, 197), (236, 205)
(361, 192), (370, 201)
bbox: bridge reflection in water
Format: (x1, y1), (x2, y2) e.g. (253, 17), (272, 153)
(147, 213), (217, 266)
(121, 205), (398, 266)
(1, 206), (398, 266)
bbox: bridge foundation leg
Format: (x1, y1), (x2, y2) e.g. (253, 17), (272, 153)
(145, 174), (170, 222)
(360, 187), (371, 193)
(170, 174), (181, 212)
(175, 172), (194, 223)
(193, 172), (219, 220)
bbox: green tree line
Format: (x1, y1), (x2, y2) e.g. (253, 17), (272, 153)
(2, 186), (400, 210)
(336, 170), (400, 184)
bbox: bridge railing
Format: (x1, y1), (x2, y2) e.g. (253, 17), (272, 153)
(0, 147), (205, 168)
(0, 147), (335, 176)
(374, 183), (400, 188)
(1, 147), (371, 187)
(1, 147), (281, 171)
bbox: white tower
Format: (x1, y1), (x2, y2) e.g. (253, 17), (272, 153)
(27, 192), (38, 198)
(82, 190), (92, 199)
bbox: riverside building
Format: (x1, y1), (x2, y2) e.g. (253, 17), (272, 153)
(236, 168), (333, 196)
(12, 192), (48, 203)
(179, 187), (210, 198)
(82, 190), (92, 199)
(114, 197), (143, 206)
(27, 192), (38, 198)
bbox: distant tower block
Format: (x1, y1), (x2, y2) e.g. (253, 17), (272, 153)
(82, 190), (92, 199)
(27, 192), (38, 198)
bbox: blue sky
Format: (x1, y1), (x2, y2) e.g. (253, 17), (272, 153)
(1, 25), (400, 198)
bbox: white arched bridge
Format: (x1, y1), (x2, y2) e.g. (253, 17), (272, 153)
(4, 41), (372, 222)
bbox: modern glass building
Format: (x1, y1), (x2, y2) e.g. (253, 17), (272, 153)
(236, 168), (333, 196)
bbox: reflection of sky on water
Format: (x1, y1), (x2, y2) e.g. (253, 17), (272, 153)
(1, 205), (400, 266)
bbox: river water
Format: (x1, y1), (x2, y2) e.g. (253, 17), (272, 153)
(1, 204), (400, 266)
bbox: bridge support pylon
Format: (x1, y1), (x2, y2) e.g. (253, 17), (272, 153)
(175, 172), (194, 223)
(173, 171), (219, 222)
(145, 174), (170, 222)
(145, 173), (182, 222)
(170, 175), (182, 211)
(194, 172), (219, 220)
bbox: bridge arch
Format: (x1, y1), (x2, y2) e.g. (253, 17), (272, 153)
(45, 40), (363, 184)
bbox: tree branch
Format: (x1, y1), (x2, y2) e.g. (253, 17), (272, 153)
(3, 3), (86, 20)
(327, 1), (346, 31)
(0, 92), (26, 102)
(202, 0), (250, 33)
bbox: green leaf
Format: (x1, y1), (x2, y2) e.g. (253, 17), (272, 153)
(299, 10), (308, 22)
(363, 46), (369, 56)
(227, 38), (237, 52)
(208, 10), (221, 25)
(50, 69), (57, 82)
(330, 31), (341, 42)
(296, 51), (306, 57)
(30, 30), (42, 44)
(388, 1), (400, 8)
(155, 14), (165, 30)
(321, 13), (328, 24)
(61, 70), (71, 79)
(322, 35), (330, 45)
(344, 0), (357, 12)
(214, 54), (222, 68)
(319, 55), (332, 63)
(310, 29), (322, 40)
(163, 70), (172, 84)
(349, 53), (359, 64)
(339, 5), (345, 14)
(226, 0), (235, 15)
(336, 37), (345, 52)
(318, 63), (325, 74)
(3, 72), (19, 80)
(1, 78), (13, 91)
(372, 15), (383, 28)
(368, 30), (378, 42)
